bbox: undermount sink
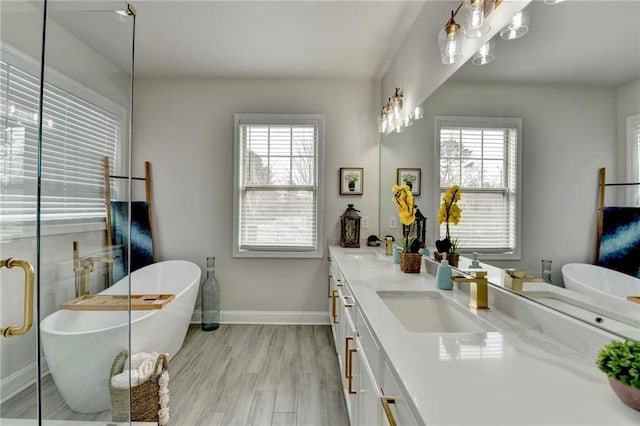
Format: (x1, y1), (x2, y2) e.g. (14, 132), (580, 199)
(377, 291), (496, 333)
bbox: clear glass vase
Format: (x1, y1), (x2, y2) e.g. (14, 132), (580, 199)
(541, 259), (552, 284)
(201, 257), (220, 331)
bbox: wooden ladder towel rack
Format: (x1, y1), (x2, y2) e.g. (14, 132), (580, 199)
(103, 157), (154, 287)
(596, 167), (640, 263)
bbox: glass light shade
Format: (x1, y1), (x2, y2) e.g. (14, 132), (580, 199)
(438, 24), (463, 65)
(377, 115), (386, 133)
(403, 115), (413, 128)
(395, 122), (404, 133)
(472, 39), (495, 65)
(413, 106), (424, 120)
(500, 10), (529, 40)
(463, 0), (489, 39)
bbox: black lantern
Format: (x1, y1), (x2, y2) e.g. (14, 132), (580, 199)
(415, 206), (427, 248)
(340, 204), (361, 248)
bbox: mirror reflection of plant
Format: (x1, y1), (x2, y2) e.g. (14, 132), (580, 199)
(392, 184), (419, 253)
(436, 185), (461, 253)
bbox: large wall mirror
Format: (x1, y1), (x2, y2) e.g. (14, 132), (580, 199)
(379, 0), (640, 339)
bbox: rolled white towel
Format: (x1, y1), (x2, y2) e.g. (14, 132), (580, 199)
(128, 351), (159, 369)
(111, 369), (143, 389)
(136, 358), (156, 384)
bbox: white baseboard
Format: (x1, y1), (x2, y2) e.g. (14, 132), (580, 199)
(191, 309), (330, 325)
(1, 358), (50, 405)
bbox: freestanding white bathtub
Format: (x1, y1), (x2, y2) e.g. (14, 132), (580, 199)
(40, 260), (201, 413)
(561, 263), (640, 301)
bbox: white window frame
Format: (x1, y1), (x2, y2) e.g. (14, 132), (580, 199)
(0, 43), (128, 241)
(435, 115), (522, 260)
(626, 113), (640, 205)
(233, 113), (324, 258)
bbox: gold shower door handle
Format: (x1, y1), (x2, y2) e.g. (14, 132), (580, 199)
(1, 258), (35, 337)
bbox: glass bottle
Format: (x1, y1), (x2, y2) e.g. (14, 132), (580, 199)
(541, 259), (552, 284)
(201, 257), (220, 331)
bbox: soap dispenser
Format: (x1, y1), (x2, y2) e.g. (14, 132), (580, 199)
(436, 258), (453, 290)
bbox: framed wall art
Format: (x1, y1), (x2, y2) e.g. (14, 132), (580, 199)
(397, 168), (421, 195)
(339, 167), (363, 195)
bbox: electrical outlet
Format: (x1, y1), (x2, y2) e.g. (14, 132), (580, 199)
(389, 217), (397, 229)
(362, 216), (369, 228)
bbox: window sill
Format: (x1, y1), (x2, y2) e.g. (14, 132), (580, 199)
(233, 248), (322, 259)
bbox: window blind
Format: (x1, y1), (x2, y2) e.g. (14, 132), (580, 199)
(237, 120), (321, 253)
(438, 120), (519, 253)
(0, 55), (121, 240)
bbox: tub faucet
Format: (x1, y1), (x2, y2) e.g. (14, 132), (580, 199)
(451, 270), (489, 309)
(73, 241), (112, 297)
(503, 269), (544, 293)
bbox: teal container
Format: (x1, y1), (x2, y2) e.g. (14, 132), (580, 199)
(392, 246), (401, 264)
(435, 259), (453, 290)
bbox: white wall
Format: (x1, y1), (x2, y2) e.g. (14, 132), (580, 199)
(380, 81), (617, 284)
(132, 78), (380, 316)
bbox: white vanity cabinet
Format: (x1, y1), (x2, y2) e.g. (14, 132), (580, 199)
(380, 362), (420, 426)
(329, 255), (418, 426)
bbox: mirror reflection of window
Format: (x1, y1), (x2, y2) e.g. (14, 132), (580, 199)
(436, 116), (521, 257)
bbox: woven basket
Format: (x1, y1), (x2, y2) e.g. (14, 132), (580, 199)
(434, 252), (460, 267)
(400, 252), (422, 273)
(110, 350), (169, 424)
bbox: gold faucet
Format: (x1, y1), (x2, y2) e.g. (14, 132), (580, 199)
(73, 241), (112, 297)
(451, 270), (489, 309)
(503, 269), (543, 293)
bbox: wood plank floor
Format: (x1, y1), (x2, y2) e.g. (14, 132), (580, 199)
(1, 324), (349, 426)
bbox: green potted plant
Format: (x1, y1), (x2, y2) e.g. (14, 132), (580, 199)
(596, 340), (640, 411)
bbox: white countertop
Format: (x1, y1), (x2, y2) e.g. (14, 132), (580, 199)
(329, 246), (640, 426)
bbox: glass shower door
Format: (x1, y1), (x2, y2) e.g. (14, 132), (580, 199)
(1, 0), (135, 423)
(1, 1), (46, 423)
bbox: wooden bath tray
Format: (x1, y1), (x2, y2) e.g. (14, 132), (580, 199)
(626, 296), (640, 304)
(61, 294), (175, 311)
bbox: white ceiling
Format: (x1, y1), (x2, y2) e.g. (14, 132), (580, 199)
(131, 0), (425, 79)
(47, 1), (640, 85)
(452, 0), (640, 86)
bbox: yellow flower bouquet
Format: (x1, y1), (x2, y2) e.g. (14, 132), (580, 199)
(392, 184), (419, 253)
(436, 185), (461, 254)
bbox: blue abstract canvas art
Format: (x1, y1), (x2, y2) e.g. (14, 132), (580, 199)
(110, 201), (154, 283)
(598, 207), (640, 278)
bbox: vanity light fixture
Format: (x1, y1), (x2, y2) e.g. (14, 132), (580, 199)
(500, 9), (529, 40)
(438, 6), (464, 65)
(472, 38), (496, 65)
(377, 89), (424, 134)
(463, 0), (490, 39)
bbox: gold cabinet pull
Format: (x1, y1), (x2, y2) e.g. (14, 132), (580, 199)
(327, 274), (333, 298)
(344, 336), (353, 378)
(380, 397), (397, 426)
(347, 347), (357, 394)
(343, 295), (354, 308)
(331, 290), (339, 324)
(0, 258), (35, 337)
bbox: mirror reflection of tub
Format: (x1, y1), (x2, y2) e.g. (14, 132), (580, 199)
(40, 260), (200, 413)
(561, 263), (640, 302)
